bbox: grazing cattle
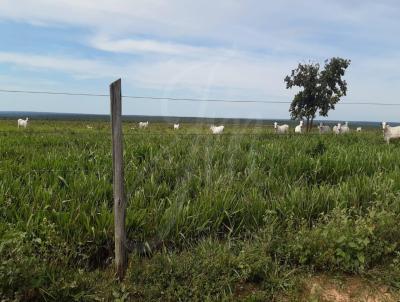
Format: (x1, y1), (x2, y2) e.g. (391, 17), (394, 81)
(340, 122), (350, 134)
(17, 118), (29, 128)
(210, 125), (224, 134)
(274, 122), (289, 134)
(174, 124), (180, 130)
(295, 121), (304, 134)
(318, 122), (331, 134)
(138, 121), (149, 128)
(333, 123), (341, 134)
(382, 122), (400, 144)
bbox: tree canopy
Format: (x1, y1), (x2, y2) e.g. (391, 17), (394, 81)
(284, 58), (351, 131)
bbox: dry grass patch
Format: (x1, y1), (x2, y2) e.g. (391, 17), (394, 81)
(301, 275), (398, 302)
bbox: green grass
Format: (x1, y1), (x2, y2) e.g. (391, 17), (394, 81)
(1, 120), (400, 301)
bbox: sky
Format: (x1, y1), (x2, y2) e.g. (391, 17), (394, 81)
(0, 0), (400, 121)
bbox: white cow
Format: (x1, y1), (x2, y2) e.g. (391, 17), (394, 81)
(382, 122), (400, 144)
(17, 117), (29, 128)
(138, 121), (149, 128)
(340, 122), (350, 134)
(210, 125), (224, 134)
(295, 121), (304, 134)
(173, 124), (180, 130)
(333, 123), (341, 134)
(356, 127), (362, 132)
(318, 122), (331, 134)
(274, 122), (289, 134)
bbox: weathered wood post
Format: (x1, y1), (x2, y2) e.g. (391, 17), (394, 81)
(110, 79), (127, 280)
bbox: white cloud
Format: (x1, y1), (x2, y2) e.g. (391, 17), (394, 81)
(1, 0), (398, 54)
(90, 35), (231, 57)
(0, 49), (296, 99)
(0, 51), (121, 79)
(1, 0), (400, 120)
(1, 47), (400, 104)
(128, 55), (294, 98)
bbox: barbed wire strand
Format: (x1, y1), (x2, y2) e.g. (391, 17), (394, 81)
(0, 167), (199, 174)
(0, 89), (108, 97)
(1, 88), (400, 106)
(1, 89), (389, 175)
(0, 169), (94, 173)
(0, 131), (349, 137)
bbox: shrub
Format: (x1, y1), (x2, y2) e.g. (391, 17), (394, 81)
(0, 230), (45, 300)
(287, 207), (400, 273)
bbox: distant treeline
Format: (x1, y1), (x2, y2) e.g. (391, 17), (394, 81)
(0, 111), (392, 127)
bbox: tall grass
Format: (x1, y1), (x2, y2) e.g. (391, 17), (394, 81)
(1, 120), (400, 300)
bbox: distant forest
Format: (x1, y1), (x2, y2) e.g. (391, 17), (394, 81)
(0, 111), (389, 127)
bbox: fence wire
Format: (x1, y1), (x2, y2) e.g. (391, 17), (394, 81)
(1, 88), (400, 106)
(0, 86), (390, 175)
(0, 131), (340, 137)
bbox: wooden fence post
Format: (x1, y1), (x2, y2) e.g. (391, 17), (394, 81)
(110, 78), (127, 280)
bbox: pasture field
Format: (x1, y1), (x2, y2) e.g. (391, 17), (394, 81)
(1, 120), (400, 301)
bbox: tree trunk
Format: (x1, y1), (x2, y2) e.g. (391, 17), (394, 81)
(306, 116), (310, 132)
(310, 116), (314, 132)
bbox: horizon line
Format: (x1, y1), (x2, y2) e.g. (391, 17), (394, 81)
(0, 110), (392, 124)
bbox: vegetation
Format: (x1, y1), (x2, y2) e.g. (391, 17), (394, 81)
(285, 58), (351, 131)
(1, 120), (400, 301)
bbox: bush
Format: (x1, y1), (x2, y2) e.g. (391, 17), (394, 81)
(0, 230), (45, 300)
(287, 207), (400, 273)
(127, 237), (294, 301)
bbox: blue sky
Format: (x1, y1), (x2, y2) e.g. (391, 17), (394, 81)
(0, 0), (400, 121)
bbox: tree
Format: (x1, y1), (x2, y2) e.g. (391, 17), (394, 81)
(284, 58), (351, 132)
